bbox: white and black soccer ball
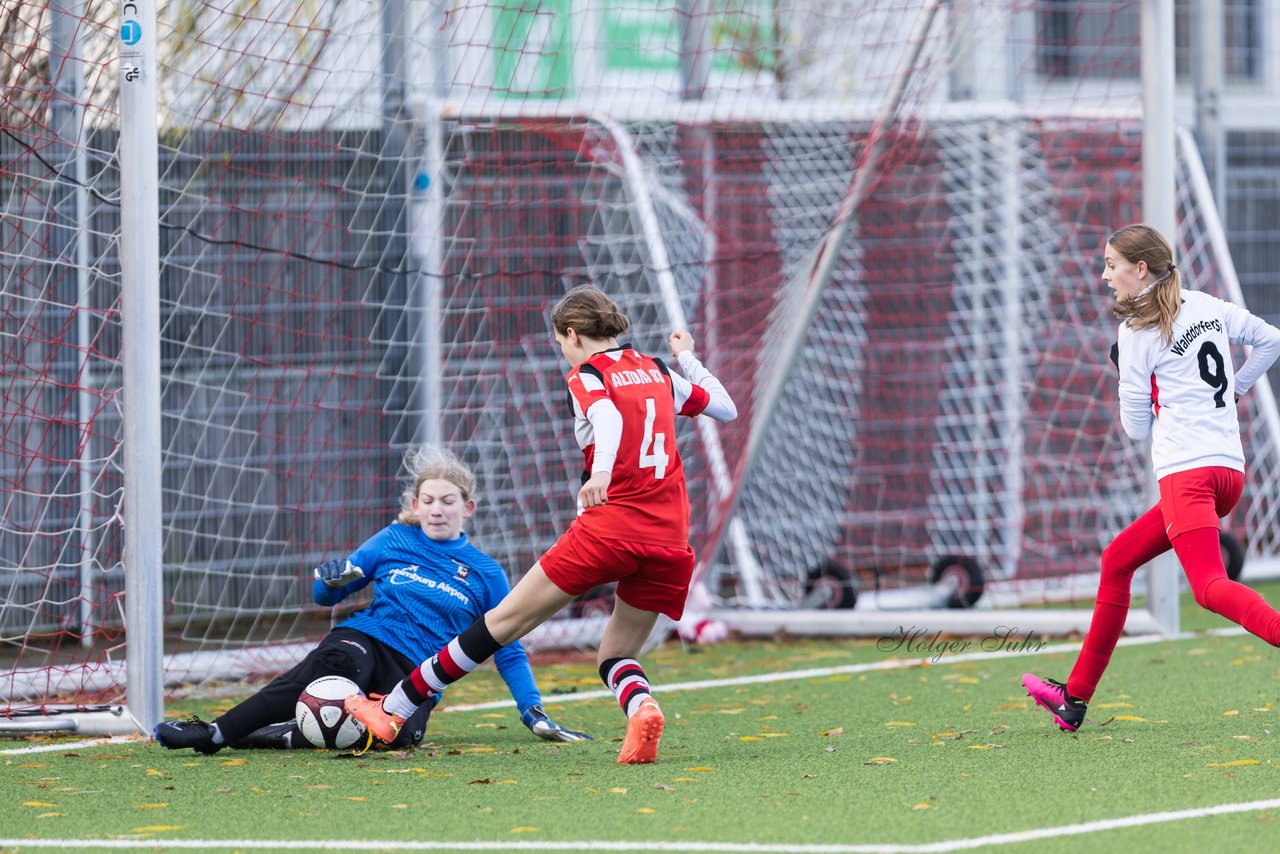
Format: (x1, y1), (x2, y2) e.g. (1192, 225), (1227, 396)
(295, 675), (368, 749)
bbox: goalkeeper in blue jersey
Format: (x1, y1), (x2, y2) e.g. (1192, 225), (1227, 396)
(154, 446), (588, 753)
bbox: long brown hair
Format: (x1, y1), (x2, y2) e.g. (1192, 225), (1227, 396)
(550, 285), (631, 339)
(1110, 223), (1182, 345)
(395, 445), (475, 525)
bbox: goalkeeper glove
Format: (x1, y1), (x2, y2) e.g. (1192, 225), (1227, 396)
(521, 705), (592, 742)
(313, 557), (364, 588)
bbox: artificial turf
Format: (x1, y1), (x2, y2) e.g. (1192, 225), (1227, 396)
(3, 582), (1280, 853)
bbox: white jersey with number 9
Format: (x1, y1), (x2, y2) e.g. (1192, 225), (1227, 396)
(1116, 288), (1280, 480)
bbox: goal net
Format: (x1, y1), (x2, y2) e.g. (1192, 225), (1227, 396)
(4, 0), (1279, 731)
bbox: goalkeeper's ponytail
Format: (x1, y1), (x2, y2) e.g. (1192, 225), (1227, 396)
(396, 445), (476, 525)
(1110, 223), (1181, 346)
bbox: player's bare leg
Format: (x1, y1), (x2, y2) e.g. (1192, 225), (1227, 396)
(485, 563), (577, 644)
(600, 600), (664, 764)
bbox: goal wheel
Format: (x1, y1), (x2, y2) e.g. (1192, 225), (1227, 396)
(929, 555), (985, 609)
(802, 560), (858, 610)
(1220, 531), (1245, 582)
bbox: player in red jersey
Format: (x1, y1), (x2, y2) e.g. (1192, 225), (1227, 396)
(347, 286), (737, 763)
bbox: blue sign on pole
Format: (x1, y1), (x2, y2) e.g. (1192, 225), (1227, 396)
(121, 20), (142, 46)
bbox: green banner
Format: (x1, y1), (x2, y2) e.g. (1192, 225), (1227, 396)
(603, 0), (776, 73)
(493, 0), (574, 98)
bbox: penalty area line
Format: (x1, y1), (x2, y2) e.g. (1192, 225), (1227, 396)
(444, 626), (1247, 713)
(3, 796), (1279, 852)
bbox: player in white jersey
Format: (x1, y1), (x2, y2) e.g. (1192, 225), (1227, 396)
(1024, 223), (1280, 731)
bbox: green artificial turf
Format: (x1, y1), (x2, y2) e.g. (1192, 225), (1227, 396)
(3, 582), (1280, 853)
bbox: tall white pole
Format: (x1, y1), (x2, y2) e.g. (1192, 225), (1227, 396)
(413, 0), (448, 448)
(50, 0), (97, 647)
(1141, 0), (1179, 635)
(1142, 0), (1176, 236)
(947, 0), (974, 101)
(118, 0), (165, 732)
(1193, 0), (1226, 222)
(415, 122), (443, 449)
(998, 125), (1026, 579)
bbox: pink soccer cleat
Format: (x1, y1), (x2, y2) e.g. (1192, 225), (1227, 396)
(1022, 673), (1087, 732)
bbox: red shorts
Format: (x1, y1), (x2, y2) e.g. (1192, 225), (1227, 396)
(1157, 466), (1244, 539)
(539, 520), (695, 621)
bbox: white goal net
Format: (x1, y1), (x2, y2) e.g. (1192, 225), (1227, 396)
(4, 0), (1279, 731)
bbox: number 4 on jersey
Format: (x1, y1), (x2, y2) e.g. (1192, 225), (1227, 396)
(639, 398), (669, 479)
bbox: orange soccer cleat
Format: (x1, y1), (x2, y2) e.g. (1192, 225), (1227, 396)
(617, 698), (664, 765)
(343, 693), (404, 744)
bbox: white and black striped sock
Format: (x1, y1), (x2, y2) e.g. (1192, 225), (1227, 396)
(600, 657), (653, 718)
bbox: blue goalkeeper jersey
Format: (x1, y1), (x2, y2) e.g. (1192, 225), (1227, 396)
(311, 523), (541, 714)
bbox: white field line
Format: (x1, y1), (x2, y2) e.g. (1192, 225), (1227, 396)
(1, 734), (139, 755)
(443, 626), (1247, 713)
(1, 626), (1247, 755)
(3, 796), (1280, 851)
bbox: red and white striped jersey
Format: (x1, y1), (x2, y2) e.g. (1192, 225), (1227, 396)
(563, 347), (712, 546)
(1117, 289), (1280, 480)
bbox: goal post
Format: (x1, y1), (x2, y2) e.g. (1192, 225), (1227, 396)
(118, 0), (165, 735)
(1140, 0), (1180, 635)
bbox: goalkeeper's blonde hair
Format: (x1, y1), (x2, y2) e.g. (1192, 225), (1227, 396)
(1110, 223), (1182, 346)
(396, 445), (476, 525)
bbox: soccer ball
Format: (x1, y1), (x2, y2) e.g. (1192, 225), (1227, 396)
(295, 675), (368, 749)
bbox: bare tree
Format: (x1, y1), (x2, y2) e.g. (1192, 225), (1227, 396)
(1, 0), (341, 134)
